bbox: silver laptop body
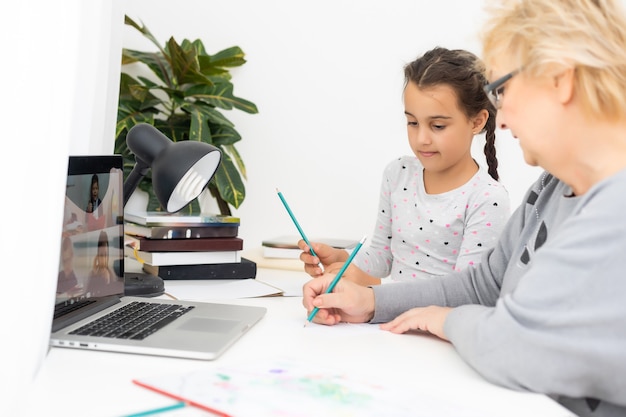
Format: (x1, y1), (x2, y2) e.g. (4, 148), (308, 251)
(50, 156), (265, 360)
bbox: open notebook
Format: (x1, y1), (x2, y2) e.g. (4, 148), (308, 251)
(50, 155), (265, 360)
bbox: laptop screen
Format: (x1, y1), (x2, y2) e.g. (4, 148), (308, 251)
(56, 156), (125, 306)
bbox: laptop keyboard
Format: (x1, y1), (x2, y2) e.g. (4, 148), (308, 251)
(69, 301), (195, 340)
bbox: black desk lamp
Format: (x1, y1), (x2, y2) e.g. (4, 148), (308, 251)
(123, 123), (222, 297)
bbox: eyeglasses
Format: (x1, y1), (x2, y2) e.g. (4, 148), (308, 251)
(484, 69), (520, 108)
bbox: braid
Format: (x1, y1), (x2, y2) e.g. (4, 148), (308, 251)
(484, 107), (499, 181)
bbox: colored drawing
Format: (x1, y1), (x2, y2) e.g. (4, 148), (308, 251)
(134, 359), (495, 417)
(135, 360), (412, 417)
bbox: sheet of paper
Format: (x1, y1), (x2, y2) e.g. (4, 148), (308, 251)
(134, 359), (498, 417)
(164, 279), (282, 300)
(302, 321), (383, 335)
(256, 273), (309, 297)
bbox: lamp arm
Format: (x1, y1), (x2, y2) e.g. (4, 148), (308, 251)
(123, 159), (150, 208)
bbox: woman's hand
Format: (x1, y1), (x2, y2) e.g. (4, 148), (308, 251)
(379, 306), (453, 341)
(302, 273), (376, 325)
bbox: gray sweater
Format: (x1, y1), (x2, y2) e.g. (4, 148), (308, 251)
(371, 170), (626, 417)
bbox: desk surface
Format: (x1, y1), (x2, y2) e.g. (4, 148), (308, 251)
(31, 268), (573, 417)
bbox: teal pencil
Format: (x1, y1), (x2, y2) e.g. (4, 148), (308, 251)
(305, 235), (367, 326)
(276, 188), (325, 273)
(124, 401), (186, 417)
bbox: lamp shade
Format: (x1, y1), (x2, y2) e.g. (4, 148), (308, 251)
(124, 124), (222, 212)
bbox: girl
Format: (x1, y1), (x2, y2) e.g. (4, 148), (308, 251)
(301, 47), (510, 284)
(86, 174), (102, 214)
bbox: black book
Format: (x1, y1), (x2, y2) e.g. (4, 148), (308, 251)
(142, 258), (257, 280)
(127, 235), (244, 252)
(125, 222), (239, 239)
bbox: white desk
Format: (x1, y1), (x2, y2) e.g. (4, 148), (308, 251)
(31, 268), (573, 417)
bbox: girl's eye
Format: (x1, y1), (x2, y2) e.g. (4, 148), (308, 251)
(407, 121), (418, 126)
(433, 124), (445, 130)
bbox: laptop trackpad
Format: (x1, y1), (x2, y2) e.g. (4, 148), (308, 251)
(179, 317), (240, 333)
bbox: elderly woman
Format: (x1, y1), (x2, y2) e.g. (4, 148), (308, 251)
(301, 1), (626, 415)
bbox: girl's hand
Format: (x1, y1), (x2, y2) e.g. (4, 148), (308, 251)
(298, 240), (348, 277)
(379, 306), (453, 341)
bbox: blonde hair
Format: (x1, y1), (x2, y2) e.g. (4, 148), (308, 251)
(481, 0), (626, 120)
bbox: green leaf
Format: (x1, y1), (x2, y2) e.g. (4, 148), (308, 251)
(210, 46), (247, 68)
(213, 153), (245, 209)
(181, 102), (234, 128)
(197, 55), (230, 77)
(145, 188), (165, 212)
(208, 73), (233, 83)
(231, 95), (258, 114)
(185, 83), (233, 110)
(123, 49), (173, 86)
(209, 124), (241, 146)
(115, 112), (155, 142)
(188, 107), (212, 143)
(155, 118), (190, 143)
(167, 37), (214, 86)
(137, 76), (159, 89)
(223, 144), (247, 179)
(175, 199), (202, 215)
(188, 39), (207, 56)
(125, 16), (164, 53)
(118, 74), (162, 115)
(185, 82), (258, 114)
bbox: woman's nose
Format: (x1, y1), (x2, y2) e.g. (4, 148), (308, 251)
(496, 112), (508, 130)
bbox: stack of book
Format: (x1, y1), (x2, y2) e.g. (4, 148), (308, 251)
(124, 211), (256, 280)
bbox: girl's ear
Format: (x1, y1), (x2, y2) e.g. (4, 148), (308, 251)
(471, 109), (490, 134)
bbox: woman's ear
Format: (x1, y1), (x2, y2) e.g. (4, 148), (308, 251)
(472, 109), (490, 134)
(554, 67), (575, 104)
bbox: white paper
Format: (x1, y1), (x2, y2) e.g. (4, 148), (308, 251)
(164, 279), (283, 300)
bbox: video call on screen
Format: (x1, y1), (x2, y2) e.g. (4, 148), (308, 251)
(57, 163), (125, 303)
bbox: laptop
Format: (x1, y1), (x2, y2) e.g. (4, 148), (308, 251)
(50, 155), (266, 360)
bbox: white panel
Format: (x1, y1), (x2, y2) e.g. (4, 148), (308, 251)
(69, 0), (124, 154)
(0, 0), (123, 415)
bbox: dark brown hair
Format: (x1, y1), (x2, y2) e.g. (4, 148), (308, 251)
(404, 47), (499, 180)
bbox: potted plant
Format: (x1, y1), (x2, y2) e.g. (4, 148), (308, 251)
(115, 15), (258, 215)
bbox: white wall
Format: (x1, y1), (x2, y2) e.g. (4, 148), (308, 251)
(122, 0), (542, 250)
